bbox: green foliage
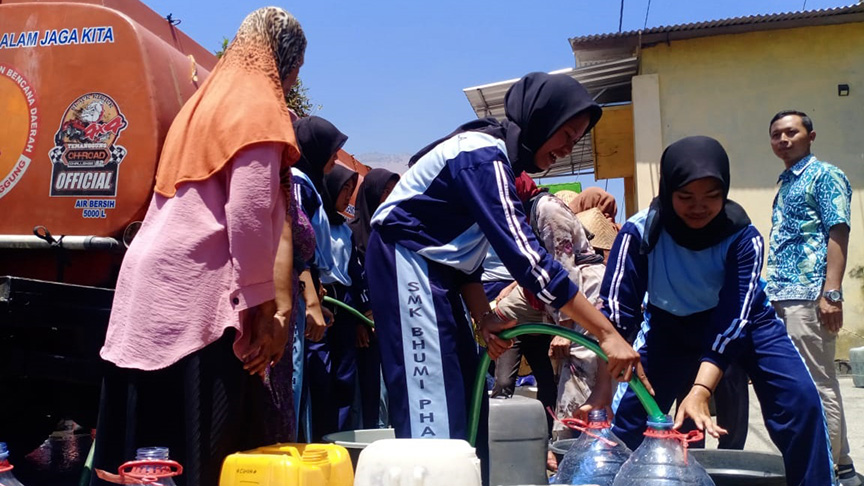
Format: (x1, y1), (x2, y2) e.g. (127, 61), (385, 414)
(286, 77), (319, 117)
(214, 37), (319, 117)
(215, 37), (229, 58)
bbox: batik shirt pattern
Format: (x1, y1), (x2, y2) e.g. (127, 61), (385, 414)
(766, 154), (851, 301)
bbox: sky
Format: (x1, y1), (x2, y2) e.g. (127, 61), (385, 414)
(141, 0), (852, 221)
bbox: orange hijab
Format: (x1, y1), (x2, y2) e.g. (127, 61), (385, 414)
(155, 8), (305, 197)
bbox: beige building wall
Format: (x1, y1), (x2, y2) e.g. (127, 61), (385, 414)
(632, 74), (663, 211)
(630, 22), (864, 357)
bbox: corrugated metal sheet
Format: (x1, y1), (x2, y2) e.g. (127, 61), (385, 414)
(463, 57), (637, 119)
(570, 3), (864, 45)
(462, 58), (638, 178)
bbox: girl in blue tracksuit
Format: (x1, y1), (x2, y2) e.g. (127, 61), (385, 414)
(291, 115), (348, 441)
(602, 136), (834, 485)
(348, 168), (401, 428)
(365, 73), (650, 478)
(313, 165), (366, 436)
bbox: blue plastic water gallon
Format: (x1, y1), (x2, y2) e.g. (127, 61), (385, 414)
(611, 417), (714, 486)
(117, 447), (182, 486)
(551, 409), (631, 486)
(0, 442), (27, 486)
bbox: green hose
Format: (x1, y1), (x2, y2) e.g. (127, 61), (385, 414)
(322, 295), (375, 328)
(468, 323), (664, 447)
(311, 301), (662, 446)
(79, 440), (94, 486)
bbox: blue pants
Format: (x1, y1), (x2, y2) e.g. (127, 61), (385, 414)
(612, 313), (834, 485)
(366, 231), (490, 479)
(291, 295), (307, 439)
(714, 362), (749, 449)
(305, 283), (359, 441)
(355, 328), (384, 429)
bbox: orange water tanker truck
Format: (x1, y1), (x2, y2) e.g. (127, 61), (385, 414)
(0, 2), (371, 481)
(0, 0), (215, 480)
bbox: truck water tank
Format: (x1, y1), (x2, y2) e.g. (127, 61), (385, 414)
(0, 0), (215, 284)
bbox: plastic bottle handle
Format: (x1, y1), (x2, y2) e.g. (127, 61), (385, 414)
(643, 428), (704, 463)
(119, 459), (183, 481)
(546, 406), (618, 448)
(680, 429), (705, 464)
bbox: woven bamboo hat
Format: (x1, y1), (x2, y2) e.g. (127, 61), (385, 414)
(575, 207), (619, 250)
(553, 190), (579, 209)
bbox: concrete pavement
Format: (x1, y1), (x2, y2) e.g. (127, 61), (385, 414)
(520, 372), (864, 479)
(706, 374), (864, 478)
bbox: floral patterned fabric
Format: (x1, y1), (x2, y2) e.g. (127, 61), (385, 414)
(261, 173), (317, 443)
(766, 154), (851, 301)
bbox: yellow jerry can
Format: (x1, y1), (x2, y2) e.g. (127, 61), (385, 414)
(219, 443), (353, 486)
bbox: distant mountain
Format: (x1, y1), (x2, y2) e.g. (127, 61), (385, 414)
(354, 153), (412, 174)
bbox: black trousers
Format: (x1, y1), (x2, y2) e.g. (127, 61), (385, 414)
(90, 331), (268, 486)
(492, 334), (556, 434)
(714, 362), (749, 449)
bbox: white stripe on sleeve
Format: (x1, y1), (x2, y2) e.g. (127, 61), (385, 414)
(491, 161), (553, 298)
(609, 233), (632, 326)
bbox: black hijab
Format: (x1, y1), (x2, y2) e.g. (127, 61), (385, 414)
(322, 164), (357, 224)
(293, 116), (348, 197)
(348, 168), (400, 253)
(408, 72), (602, 175)
(641, 136), (751, 253)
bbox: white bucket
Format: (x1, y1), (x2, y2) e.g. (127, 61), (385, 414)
(353, 438), (482, 486)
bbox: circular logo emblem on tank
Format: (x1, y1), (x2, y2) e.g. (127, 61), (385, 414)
(0, 63), (39, 200)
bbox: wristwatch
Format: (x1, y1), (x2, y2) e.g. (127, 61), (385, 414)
(823, 289), (843, 303)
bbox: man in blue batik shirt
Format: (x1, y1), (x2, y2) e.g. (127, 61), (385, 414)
(765, 110), (857, 486)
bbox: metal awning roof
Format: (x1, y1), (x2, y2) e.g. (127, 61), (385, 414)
(570, 4), (864, 50)
(462, 57), (638, 178)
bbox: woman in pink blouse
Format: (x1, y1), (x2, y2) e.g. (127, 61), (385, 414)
(91, 8), (306, 486)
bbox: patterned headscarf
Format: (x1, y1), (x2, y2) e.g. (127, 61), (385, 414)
(154, 7), (305, 197)
(232, 7), (306, 83)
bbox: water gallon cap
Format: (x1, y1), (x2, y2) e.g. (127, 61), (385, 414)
(0, 442), (8, 460)
(588, 409), (608, 421)
(136, 447), (170, 460)
(646, 415), (674, 430)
